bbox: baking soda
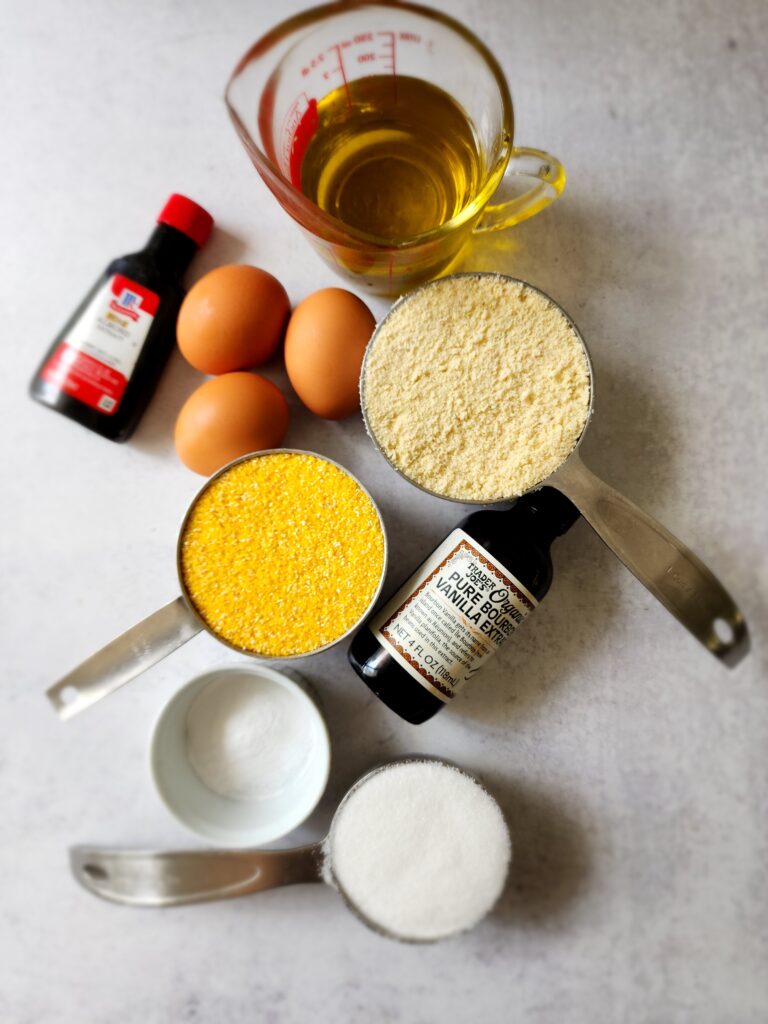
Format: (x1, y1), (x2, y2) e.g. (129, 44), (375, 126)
(185, 673), (316, 801)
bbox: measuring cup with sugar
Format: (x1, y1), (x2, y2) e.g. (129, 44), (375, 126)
(225, 1), (564, 296)
(360, 273), (749, 667)
(71, 757), (511, 943)
(46, 450), (388, 720)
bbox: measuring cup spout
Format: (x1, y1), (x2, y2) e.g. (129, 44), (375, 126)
(46, 597), (202, 720)
(550, 454), (749, 666)
(70, 844), (324, 907)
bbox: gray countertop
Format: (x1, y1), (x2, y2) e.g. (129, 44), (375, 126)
(2, 0), (767, 1020)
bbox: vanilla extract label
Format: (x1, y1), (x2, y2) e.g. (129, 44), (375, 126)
(370, 529), (537, 702)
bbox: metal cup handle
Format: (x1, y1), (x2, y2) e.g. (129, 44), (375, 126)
(551, 454), (749, 666)
(70, 843), (324, 907)
(46, 597), (202, 720)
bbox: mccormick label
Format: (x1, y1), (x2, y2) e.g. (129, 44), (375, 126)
(371, 529), (537, 702)
(41, 274), (159, 414)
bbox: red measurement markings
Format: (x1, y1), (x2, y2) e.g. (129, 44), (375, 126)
(300, 50), (325, 78)
(328, 43), (351, 105)
(282, 93), (318, 182)
(378, 31), (397, 75)
(289, 99), (318, 186)
(378, 31), (397, 100)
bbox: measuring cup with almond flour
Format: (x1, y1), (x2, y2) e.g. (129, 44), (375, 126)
(71, 757), (511, 943)
(46, 450), (387, 720)
(360, 273), (749, 667)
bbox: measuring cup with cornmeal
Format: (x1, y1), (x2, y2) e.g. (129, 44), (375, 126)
(47, 451), (387, 720)
(361, 274), (749, 666)
(225, 1), (565, 296)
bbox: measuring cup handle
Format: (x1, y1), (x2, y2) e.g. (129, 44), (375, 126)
(46, 597), (202, 720)
(70, 844), (324, 907)
(552, 456), (749, 666)
(474, 146), (566, 233)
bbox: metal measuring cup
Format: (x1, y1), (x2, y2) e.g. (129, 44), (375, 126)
(359, 273), (749, 667)
(46, 450), (388, 721)
(70, 757), (508, 943)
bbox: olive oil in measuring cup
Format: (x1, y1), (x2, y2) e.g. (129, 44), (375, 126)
(227, 3), (567, 294)
(299, 76), (483, 241)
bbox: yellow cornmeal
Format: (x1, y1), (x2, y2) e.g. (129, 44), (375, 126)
(363, 275), (591, 501)
(180, 453), (385, 657)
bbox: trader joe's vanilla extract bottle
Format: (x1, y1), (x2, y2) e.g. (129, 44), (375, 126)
(348, 487), (580, 724)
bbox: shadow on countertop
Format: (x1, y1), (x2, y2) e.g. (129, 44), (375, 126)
(488, 773), (592, 925)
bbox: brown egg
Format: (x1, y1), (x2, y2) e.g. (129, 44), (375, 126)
(284, 288), (375, 420)
(177, 265), (290, 374)
(175, 372), (289, 476)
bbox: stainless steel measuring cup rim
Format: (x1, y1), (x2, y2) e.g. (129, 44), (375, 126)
(176, 447), (390, 660)
(359, 271), (596, 506)
(325, 754), (510, 944)
(223, 1), (515, 251)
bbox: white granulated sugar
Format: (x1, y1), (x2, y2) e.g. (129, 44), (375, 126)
(326, 760), (511, 941)
(363, 275), (591, 501)
(185, 674), (315, 801)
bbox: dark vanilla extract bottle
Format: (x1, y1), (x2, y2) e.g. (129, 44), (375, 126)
(348, 487), (580, 724)
(30, 194), (213, 442)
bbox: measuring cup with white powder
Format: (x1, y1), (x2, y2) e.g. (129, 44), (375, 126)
(360, 273), (748, 666)
(72, 758), (511, 942)
(150, 666), (331, 847)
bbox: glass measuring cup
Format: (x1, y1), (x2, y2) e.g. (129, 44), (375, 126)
(360, 274), (749, 666)
(225, 1), (565, 296)
(71, 757), (509, 943)
(46, 450), (388, 721)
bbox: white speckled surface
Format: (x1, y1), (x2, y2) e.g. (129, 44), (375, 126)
(2, 0), (767, 1020)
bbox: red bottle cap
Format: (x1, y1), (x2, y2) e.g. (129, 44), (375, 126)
(157, 194), (214, 248)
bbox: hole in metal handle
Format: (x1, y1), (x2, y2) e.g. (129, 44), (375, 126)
(713, 618), (735, 646)
(82, 863), (108, 881)
(57, 685), (80, 706)
(708, 613), (749, 668)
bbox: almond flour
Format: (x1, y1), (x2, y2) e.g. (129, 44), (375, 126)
(362, 275), (591, 501)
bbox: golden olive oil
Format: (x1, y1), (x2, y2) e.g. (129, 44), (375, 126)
(300, 76), (483, 241)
